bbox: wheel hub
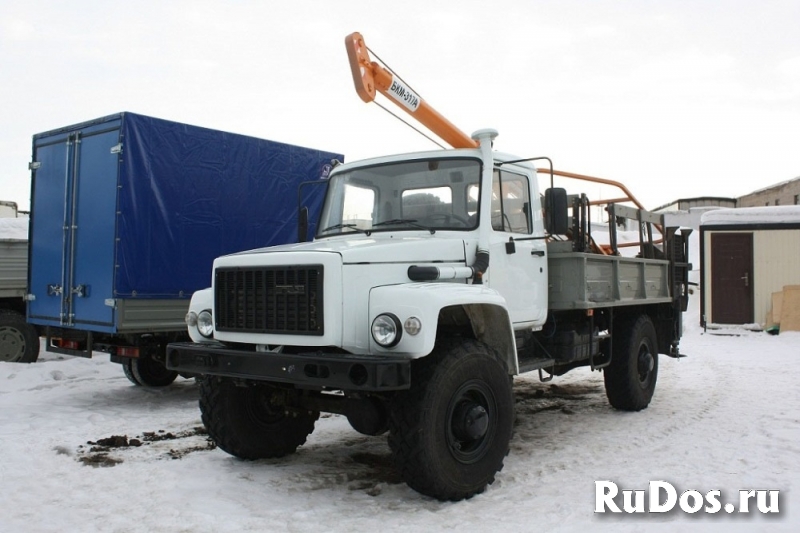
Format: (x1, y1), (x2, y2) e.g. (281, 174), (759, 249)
(637, 348), (654, 384)
(0, 326), (25, 362)
(638, 351), (654, 373)
(452, 401), (489, 441)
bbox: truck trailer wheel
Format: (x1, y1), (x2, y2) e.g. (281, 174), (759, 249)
(130, 353), (178, 387)
(199, 377), (319, 460)
(604, 314), (658, 411)
(0, 310), (40, 363)
(121, 359), (141, 386)
(388, 339), (515, 501)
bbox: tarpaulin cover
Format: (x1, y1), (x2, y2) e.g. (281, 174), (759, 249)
(115, 113), (341, 297)
(30, 112), (341, 303)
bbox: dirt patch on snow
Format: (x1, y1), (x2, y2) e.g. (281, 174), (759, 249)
(514, 380), (604, 417)
(76, 426), (216, 467)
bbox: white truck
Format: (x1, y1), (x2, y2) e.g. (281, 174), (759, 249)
(1, 213), (40, 363)
(166, 33), (691, 501)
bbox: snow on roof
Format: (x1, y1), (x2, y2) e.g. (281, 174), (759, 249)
(0, 217), (29, 241)
(701, 205), (800, 226)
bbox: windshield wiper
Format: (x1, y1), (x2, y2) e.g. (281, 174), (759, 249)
(320, 223), (369, 235)
(371, 219), (435, 234)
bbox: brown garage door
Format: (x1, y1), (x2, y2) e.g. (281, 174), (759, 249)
(711, 233), (754, 324)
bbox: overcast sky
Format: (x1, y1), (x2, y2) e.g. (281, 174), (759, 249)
(2, 0), (798, 212)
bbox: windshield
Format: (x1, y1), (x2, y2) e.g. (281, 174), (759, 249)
(317, 158), (482, 237)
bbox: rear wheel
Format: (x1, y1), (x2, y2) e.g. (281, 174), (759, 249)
(199, 377), (319, 460)
(604, 314), (658, 411)
(121, 358), (141, 385)
(130, 353), (178, 387)
(0, 310), (39, 363)
(388, 339), (515, 501)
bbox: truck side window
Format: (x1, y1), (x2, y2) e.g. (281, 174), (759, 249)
(492, 170), (531, 234)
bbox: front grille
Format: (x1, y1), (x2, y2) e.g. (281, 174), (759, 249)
(215, 265), (324, 335)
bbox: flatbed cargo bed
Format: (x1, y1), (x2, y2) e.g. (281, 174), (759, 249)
(547, 248), (672, 311)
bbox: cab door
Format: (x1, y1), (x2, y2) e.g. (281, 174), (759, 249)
(486, 169), (548, 327)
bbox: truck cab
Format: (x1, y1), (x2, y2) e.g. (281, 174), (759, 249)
(175, 129), (549, 376)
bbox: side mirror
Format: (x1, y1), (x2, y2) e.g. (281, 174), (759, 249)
(544, 187), (569, 235)
(298, 206), (309, 243)
(298, 179), (329, 243)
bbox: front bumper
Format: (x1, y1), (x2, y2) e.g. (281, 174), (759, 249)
(165, 342), (411, 391)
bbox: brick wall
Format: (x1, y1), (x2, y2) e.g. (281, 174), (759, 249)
(738, 177), (800, 207)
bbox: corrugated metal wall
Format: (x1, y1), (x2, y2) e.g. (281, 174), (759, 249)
(0, 241), (27, 298)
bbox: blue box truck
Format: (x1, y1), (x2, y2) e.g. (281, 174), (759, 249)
(26, 112), (341, 385)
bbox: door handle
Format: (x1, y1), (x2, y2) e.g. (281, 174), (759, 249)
(72, 284), (89, 297)
(47, 284), (63, 296)
(741, 272), (749, 287)
(531, 250), (545, 257)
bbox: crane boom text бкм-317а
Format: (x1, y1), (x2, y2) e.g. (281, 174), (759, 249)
(166, 32), (691, 501)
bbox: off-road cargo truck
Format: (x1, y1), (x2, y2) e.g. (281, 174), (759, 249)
(166, 33), (691, 500)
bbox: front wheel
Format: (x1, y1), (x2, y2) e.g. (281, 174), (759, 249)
(199, 377), (319, 460)
(388, 339), (515, 501)
(604, 314), (659, 411)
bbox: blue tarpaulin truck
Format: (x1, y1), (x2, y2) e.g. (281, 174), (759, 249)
(25, 112), (341, 385)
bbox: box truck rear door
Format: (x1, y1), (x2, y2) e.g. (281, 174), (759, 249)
(28, 135), (71, 325)
(28, 119), (121, 331)
(67, 127), (121, 329)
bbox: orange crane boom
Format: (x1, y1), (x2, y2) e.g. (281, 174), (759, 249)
(345, 31), (655, 223)
(345, 32), (478, 149)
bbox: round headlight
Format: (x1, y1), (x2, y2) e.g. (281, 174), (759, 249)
(197, 310), (214, 338)
(185, 311), (198, 327)
(371, 313), (402, 347)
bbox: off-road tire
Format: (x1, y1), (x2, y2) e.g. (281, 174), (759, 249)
(604, 314), (659, 411)
(0, 310), (40, 363)
(130, 353), (178, 387)
(388, 339), (515, 501)
(199, 377), (319, 460)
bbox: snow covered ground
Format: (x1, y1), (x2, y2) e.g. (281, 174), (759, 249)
(2, 294), (799, 532)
